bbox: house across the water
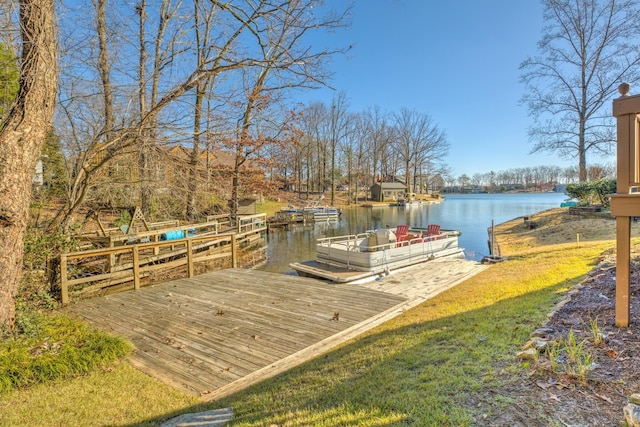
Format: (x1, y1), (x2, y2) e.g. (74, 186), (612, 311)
(370, 182), (406, 202)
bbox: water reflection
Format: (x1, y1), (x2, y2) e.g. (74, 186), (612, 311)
(260, 192), (568, 274)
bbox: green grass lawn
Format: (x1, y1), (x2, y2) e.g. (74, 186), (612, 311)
(0, 239), (612, 426)
(210, 242), (609, 426)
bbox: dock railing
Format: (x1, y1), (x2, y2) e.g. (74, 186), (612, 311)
(56, 214), (266, 304)
(237, 213), (267, 235)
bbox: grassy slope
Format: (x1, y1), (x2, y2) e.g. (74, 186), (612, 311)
(209, 243), (609, 426)
(0, 208), (628, 426)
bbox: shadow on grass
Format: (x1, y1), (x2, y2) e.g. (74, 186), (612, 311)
(128, 267), (586, 427)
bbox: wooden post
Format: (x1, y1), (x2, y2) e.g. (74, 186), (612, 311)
(610, 83), (640, 327)
(616, 217), (631, 327)
(231, 235), (238, 268)
(187, 239), (194, 278)
(132, 246), (140, 290)
(93, 210), (107, 236)
(60, 255), (69, 304)
(490, 220), (495, 256)
(109, 236), (116, 273)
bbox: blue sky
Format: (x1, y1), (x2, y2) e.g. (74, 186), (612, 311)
(301, 0), (616, 178)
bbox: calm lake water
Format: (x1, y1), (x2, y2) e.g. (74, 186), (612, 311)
(259, 192), (569, 274)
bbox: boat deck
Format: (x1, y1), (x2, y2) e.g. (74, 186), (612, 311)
(63, 260), (487, 401)
(291, 259), (379, 282)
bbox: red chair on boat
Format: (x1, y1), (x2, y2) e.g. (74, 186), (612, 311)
(424, 224), (441, 240)
(395, 225), (409, 246)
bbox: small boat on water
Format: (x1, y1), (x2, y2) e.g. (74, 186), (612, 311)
(290, 224), (465, 283)
(272, 203), (341, 224)
(397, 198), (422, 207)
(396, 193), (423, 207)
(277, 194), (342, 221)
(302, 205), (341, 219)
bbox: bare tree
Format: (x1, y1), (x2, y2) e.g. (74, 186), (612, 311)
(137, 0), (187, 216)
(302, 103), (329, 194)
(412, 117), (448, 193)
(0, 0), (57, 329)
(520, 0), (640, 181)
(186, 0), (215, 219)
(350, 112), (371, 201)
(393, 108), (449, 194)
(220, 0), (351, 214)
(328, 92), (349, 205)
(52, 0), (267, 227)
(339, 112), (359, 203)
(362, 106), (393, 184)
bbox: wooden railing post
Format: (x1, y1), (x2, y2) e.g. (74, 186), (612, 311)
(231, 235), (238, 268)
(109, 237), (116, 273)
(187, 239), (194, 277)
(610, 82), (640, 327)
(616, 217), (631, 327)
(132, 246), (140, 290)
(57, 217), (266, 300)
(60, 255), (69, 304)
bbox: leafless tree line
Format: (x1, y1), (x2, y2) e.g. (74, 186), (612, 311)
(42, 0), (351, 230)
(451, 163), (615, 193)
(269, 101), (451, 204)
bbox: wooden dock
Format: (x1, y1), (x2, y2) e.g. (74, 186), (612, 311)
(63, 259), (487, 401)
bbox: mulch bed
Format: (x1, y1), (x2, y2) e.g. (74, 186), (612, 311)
(478, 254), (640, 426)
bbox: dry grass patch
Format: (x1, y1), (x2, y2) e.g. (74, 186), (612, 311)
(493, 208), (640, 255)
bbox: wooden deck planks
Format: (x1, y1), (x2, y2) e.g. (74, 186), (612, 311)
(64, 259), (486, 400)
(362, 257), (487, 301)
(64, 268), (408, 397)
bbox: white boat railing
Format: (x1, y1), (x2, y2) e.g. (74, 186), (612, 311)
(317, 233), (368, 244)
(316, 231), (460, 271)
(317, 233), (365, 268)
(317, 229), (459, 251)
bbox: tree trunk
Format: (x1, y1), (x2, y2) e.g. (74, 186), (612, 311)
(0, 0), (57, 329)
(579, 120), (587, 182)
(578, 147), (587, 182)
(186, 82), (204, 220)
(139, 143), (153, 216)
(137, 0), (154, 217)
(405, 159), (411, 194)
(96, 0), (113, 133)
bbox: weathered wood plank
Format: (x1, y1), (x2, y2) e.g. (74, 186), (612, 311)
(76, 303), (273, 376)
(75, 293), (302, 368)
(182, 271), (403, 314)
(64, 259), (486, 399)
(101, 287), (347, 353)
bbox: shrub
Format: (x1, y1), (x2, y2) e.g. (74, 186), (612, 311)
(565, 178), (616, 208)
(20, 228), (78, 313)
(0, 313), (131, 394)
